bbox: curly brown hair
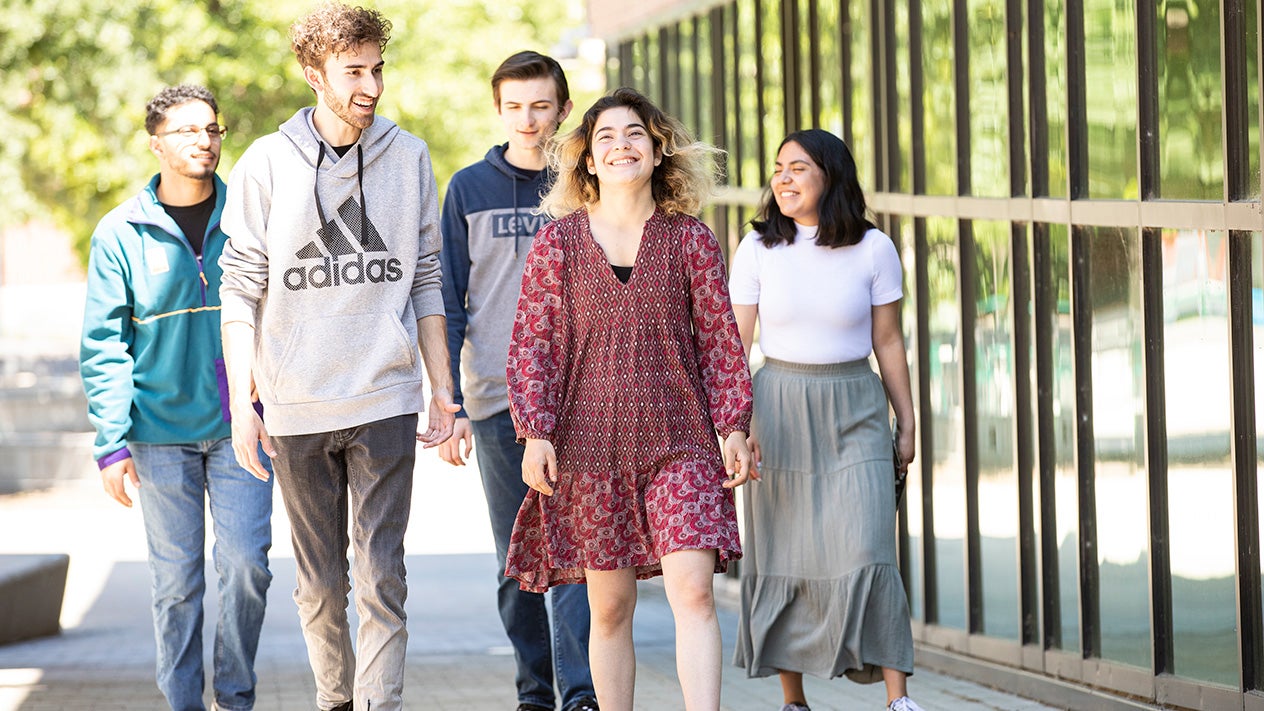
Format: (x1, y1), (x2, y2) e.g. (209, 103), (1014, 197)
(538, 87), (723, 219)
(290, 3), (392, 70)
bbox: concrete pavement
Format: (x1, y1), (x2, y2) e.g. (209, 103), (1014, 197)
(0, 446), (1061, 710)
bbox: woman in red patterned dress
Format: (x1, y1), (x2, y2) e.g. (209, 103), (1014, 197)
(504, 87), (755, 711)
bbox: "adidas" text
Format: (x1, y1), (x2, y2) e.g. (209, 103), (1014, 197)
(283, 253), (404, 291)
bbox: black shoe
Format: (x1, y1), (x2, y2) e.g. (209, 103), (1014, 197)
(517, 705), (552, 711)
(328, 702), (353, 711)
(564, 698), (599, 711)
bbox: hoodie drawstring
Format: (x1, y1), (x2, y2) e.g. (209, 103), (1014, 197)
(313, 142), (368, 246)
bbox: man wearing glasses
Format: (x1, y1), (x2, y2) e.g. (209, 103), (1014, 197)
(80, 84), (274, 711)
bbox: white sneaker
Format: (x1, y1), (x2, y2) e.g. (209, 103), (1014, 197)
(781, 704), (811, 711)
(888, 697), (925, 711)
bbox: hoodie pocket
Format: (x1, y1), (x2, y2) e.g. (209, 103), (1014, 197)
(270, 312), (418, 405)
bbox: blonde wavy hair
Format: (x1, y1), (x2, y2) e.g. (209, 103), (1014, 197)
(538, 87), (724, 219)
(290, 3), (392, 70)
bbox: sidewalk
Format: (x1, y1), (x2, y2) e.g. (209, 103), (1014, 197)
(0, 447), (1060, 711)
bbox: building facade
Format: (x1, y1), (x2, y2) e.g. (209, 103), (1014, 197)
(587, 1), (1264, 709)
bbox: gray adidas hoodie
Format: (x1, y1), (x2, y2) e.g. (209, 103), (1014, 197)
(219, 108), (443, 436)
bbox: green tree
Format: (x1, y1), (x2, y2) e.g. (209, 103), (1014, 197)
(0, 0), (597, 264)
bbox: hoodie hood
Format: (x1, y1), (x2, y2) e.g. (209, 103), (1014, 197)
(279, 107), (401, 177)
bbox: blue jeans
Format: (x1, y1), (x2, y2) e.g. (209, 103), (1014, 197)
(131, 437), (273, 711)
(269, 413), (417, 711)
(470, 410), (595, 709)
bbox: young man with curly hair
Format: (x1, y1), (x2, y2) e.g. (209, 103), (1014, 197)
(219, 4), (457, 710)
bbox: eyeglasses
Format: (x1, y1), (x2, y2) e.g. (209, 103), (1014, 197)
(154, 124), (228, 141)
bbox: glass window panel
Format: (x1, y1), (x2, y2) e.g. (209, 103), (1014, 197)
(800, 0), (814, 129)
(904, 219), (926, 621)
(1045, 0), (1068, 196)
(928, 216), (967, 629)
(696, 16), (714, 144)
(631, 35), (648, 87)
(850, 0), (875, 190)
(1049, 223), (1080, 651)
(763, 0), (786, 168)
(1254, 232), (1264, 675)
(1087, 226), (1149, 669)
(1158, 1), (1223, 200)
(1162, 228), (1238, 687)
(968, 0), (1009, 197)
(922, 0), (957, 195)
(1250, 1), (1261, 199)
(895, 1), (912, 193)
(817, 0), (844, 136)
(974, 220), (1019, 639)
(678, 20), (695, 135)
(1084, 1), (1138, 198)
(737, 0), (763, 188)
(644, 33), (661, 104)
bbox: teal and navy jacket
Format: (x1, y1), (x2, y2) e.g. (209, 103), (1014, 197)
(80, 174), (233, 468)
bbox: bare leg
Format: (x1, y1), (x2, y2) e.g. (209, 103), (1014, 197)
(585, 568), (638, 711)
(883, 666), (909, 704)
(660, 549), (723, 711)
(778, 670), (807, 706)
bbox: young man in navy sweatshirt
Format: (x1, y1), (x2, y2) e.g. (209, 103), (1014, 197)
(437, 51), (596, 711)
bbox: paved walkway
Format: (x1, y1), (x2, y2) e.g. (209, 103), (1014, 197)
(0, 447), (1060, 710)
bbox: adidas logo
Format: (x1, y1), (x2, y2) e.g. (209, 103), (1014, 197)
(283, 196), (404, 291)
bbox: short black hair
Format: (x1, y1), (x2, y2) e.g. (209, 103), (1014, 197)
(752, 128), (875, 249)
(145, 84), (218, 136)
(491, 51), (569, 108)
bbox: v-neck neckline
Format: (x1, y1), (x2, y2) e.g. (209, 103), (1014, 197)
(584, 207), (654, 288)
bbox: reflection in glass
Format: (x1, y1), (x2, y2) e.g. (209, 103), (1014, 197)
(1087, 226), (1149, 669)
(696, 15), (715, 145)
(736, 0), (762, 188)
(1049, 224), (1080, 650)
(968, 0), (1009, 197)
(973, 221), (1019, 638)
(1254, 233), (1264, 681)
(850, 0), (874, 190)
(762, 0), (785, 175)
(644, 33), (660, 107)
(902, 219), (925, 621)
(1084, 1), (1138, 198)
(1250, 3), (1261, 199)
(1162, 229), (1237, 687)
(894, 1), (912, 193)
(927, 217), (967, 629)
(817, 0), (844, 137)
(922, 0), (956, 196)
(1044, 0), (1068, 196)
(678, 20), (695, 135)
(1158, 1), (1222, 199)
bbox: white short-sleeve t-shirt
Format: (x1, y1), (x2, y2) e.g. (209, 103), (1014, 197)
(728, 222), (904, 364)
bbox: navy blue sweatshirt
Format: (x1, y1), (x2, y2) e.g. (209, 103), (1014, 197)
(440, 144), (552, 420)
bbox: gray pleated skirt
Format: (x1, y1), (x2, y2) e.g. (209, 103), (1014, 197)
(733, 358), (914, 683)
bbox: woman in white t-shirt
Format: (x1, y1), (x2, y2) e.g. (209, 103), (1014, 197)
(729, 129), (921, 711)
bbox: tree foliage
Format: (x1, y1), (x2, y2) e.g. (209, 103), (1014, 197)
(0, 0), (597, 264)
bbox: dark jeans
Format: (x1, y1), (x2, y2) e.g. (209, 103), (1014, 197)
(270, 413), (417, 711)
(470, 410), (595, 709)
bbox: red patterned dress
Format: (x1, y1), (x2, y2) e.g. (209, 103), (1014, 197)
(504, 207), (753, 593)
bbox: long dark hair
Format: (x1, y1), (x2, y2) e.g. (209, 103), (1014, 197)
(751, 129), (875, 248)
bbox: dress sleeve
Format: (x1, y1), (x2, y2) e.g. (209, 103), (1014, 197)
(506, 222), (566, 442)
(683, 219), (753, 438)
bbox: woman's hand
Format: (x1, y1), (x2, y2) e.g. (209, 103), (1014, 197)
(894, 421), (916, 473)
(522, 438), (559, 496)
(722, 431), (757, 488)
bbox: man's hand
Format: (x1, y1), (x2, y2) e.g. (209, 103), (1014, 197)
(438, 417), (474, 465)
(721, 431), (756, 488)
(417, 387), (461, 447)
(522, 438), (558, 496)
(231, 405), (274, 482)
(101, 457), (141, 507)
